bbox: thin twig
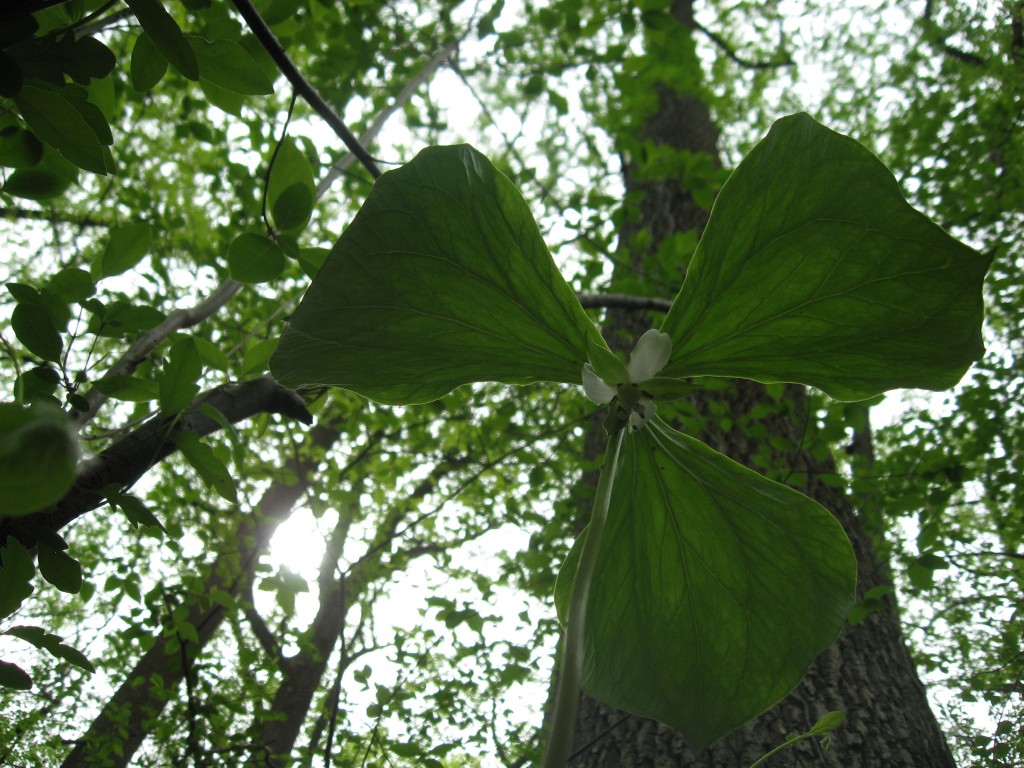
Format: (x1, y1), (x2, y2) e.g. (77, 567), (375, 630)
(576, 292), (673, 313)
(229, 0), (382, 179)
(316, 41), (460, 198)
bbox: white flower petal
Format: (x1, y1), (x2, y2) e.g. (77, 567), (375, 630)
(582, 363), (617, 404)
(627, 329), (672, 383)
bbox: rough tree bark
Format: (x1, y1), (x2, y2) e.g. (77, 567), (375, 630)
(567, 2), (956, 766)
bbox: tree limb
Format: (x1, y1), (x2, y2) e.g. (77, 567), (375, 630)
(2, 376), (312, 549)
(692, 19), (793, 69)
(576, 292), (673, 313)
(229, 0), (381, 179)
(315, 41), (460, 198)
(70, 279), (244, 430)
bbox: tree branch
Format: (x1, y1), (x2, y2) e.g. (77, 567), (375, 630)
(576, 292), (673, 313)
(315, 41), (459, 198)
(2, 376), (312, 549)
(921, 0), (986, 66)
(70, 279), (243, 430)
(692, 19), (793, 69)
(229, 0), (381, 179)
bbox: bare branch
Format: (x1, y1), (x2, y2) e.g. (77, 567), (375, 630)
(692, 19), (793, 70)
(70, 279), (243, 430)
(230, 0), (381, 179)
(576, 292), (673, 313)
(2, 376), (312, 549)
(316, 41), (460, 199)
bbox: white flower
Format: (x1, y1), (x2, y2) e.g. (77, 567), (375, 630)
(582, 329), (672, 432)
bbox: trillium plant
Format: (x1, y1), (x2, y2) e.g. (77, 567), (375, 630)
(270, 114), (988, 764)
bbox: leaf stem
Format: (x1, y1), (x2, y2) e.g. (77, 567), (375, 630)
(541, 429), (624, 768)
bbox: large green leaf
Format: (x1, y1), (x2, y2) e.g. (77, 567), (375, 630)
(660, 113), (988, 401)
(558, 417), (855, 752)
(271, 144), (601, 404)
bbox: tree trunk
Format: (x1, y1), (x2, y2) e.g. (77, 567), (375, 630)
(61, 424), (339, 768)
(567, 3), (955, 765)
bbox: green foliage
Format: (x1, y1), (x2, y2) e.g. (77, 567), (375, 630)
(272, 114), (982, 754)
(0, 0), (1013, 765)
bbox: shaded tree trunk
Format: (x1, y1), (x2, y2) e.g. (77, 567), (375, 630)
(568, 2), (955, 765)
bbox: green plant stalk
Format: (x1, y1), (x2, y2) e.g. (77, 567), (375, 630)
(541, 428), (624, 768)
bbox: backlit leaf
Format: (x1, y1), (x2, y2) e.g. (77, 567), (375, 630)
(227, 232), (286, 283)
(660, 113), (988, 401)
(271, 144), (604, 404)
(191, 38), (274, 95)
(124, 0), (199, 80)
(558, 418), (856, 752)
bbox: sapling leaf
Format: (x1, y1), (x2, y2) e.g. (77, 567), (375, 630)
(271, 144), (606, 404)
(556, 417), (856, 752)
(660, 113), (988, 401)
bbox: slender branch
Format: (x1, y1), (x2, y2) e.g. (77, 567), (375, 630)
(0, 206), (111, 228)
(921, 0), (986, 66)
(1, 376), (312, 549)
(576, 292), (673, 313)
(692, 19), (793, 69)
(229, 0), (381, 179)
(316, 41), (460, 198)
(70, 279), (243, 429)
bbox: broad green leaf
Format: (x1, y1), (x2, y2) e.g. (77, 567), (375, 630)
(558, 417), (855, 752)
(11, 302), (62, 361)
(191, 38), (274, 95)
(271, 144), (603, 404)
(158, 336), (202, 413)
(173, 432), (237, 502)
(14, 82), (107, 174)
(124, 0), (199, 81)
(227, 232), (286, 283)
(130, 32), (168, 92)
(0, 660), (32, 690)
(0, 539), (35, 618)
(37, 535), (83, 594)
(99, 223), (152, 278)
(660, 113), (988, 401)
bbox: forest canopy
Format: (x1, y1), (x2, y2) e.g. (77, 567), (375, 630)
(0, 0), (1020, 766)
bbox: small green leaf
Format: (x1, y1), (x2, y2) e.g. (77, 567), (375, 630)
(0, 539), (35, 618)
(37, 536), (83, 594)
(241, 338), (278, 375)
(0, 660), (32, 690)
(267, 138), (315, 225)
(0, 145), (78, 200)
(158, 337), (202, 413)
(173, 432), (237, 502)
(191, 38), (274, 95)
(111, 492), (165, 531)
(660, 113), (989, 401)
(11, 303), (62, 361)
(227, 232), (285, 283)
(271, 144), (600, 404)
(560, 417), (856, 752)
(92, 375), (159, 402)
(809, 710), (846, 735)
(130, 32), (168, 91)
(66, 36), (116, 84)
(124, 0), (199, 80)
(14, 82), (107, 174)
(100, 223), (152, 278)
(0, 126), (43, 168)
(48, 267), (94, 304)
(271, 182), (313, 231)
